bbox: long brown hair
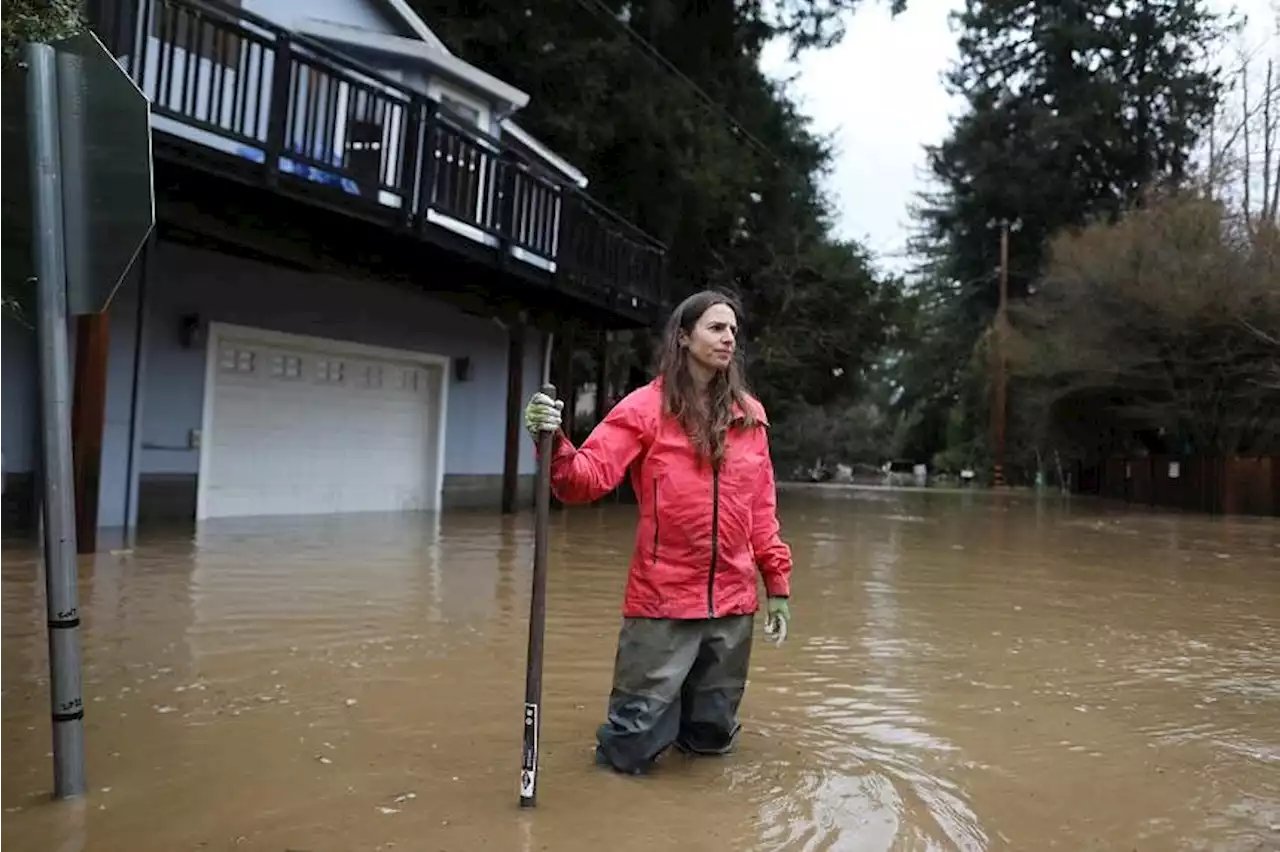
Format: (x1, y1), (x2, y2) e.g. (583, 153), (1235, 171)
(656, 290), (759, 466)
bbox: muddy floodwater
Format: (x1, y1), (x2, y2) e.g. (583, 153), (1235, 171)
(3, 489), (1279, 851)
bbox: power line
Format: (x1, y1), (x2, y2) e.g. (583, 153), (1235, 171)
(569, 0), (790, 171)
(567, 0), (904, 264)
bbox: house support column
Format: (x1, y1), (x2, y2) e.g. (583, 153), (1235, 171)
(553, 324), (577, 439)
(627, 330), (651, 394)
(501, 321), (527, 515)
(71, 313), (110, 554)
(594, 330), (610, 424)
(120, 237), (154, 547)
(550, 325), (577, 512)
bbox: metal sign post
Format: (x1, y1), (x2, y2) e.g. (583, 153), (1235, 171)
(25, 39), (87, 800)
(18, 29), (155, 800)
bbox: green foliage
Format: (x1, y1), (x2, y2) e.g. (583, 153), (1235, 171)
(768, 399), (894, 476)
(420, 0), (910, 469)
(897, 0), (1230, 472)
(765, 0), (908, 58)
(1, 0), (84, 68)
(1, 0), (84, 326)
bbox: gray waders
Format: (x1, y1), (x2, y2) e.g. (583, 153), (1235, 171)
(594, 614), (754, 774)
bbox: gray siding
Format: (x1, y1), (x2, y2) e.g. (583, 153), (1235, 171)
(1, 239), (545, 528)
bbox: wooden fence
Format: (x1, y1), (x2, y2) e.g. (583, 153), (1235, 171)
(1078, 456), (1279, 517)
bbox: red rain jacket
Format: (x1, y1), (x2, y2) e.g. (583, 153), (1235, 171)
(543, 378), (792, 620)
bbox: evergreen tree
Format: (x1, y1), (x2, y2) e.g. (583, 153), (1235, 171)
(897, 0), (1229, 471)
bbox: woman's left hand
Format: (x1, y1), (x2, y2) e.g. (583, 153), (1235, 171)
(764, 597), (790, 646)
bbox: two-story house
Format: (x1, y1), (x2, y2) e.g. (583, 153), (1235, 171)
(1, 0), (667, 549)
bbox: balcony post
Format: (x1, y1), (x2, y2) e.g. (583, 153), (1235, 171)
(398, 94), (424, 231)
(416, 99), (440, 230)
(556, 191), (581, 286)
(495, 150), (519, 260)
(264, 33), (292, 186)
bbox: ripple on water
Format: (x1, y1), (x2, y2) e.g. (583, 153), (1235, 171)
(748, 765), (988, 852)
(2, 494), (1278, 852)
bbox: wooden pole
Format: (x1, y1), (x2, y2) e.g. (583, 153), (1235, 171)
(519, 382), (556, 808)
(992, 221), (1009, 488)
(501, 322), (526, 514)
(71, 313), (110, 553)
(594, 330), (609, 424)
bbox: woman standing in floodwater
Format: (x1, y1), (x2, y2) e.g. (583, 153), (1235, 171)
(524, 289), (793, 775)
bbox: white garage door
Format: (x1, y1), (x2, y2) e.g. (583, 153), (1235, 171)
(197, 324), (446, 520)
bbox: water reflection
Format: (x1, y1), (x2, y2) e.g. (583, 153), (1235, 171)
(3, 490), (1278, 851)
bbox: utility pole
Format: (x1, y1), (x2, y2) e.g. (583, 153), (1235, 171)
(991, 219), (1010, 488)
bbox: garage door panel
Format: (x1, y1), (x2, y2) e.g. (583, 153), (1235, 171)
(201, 329), (442, 519)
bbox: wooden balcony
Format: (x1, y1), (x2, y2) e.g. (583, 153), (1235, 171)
(88, 0), (667, 324)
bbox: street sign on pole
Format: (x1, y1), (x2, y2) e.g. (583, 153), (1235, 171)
(17, 29), (155, 801)
(54, 29), (155, 315)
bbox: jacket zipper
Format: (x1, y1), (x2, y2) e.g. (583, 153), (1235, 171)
(707, 467), (720, 618)
(652, 477), (660, 567)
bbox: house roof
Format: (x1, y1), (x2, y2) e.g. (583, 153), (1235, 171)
(295, 17), (530, 114)
(374, 0), (451, 53)
(500, 121), (589, 189)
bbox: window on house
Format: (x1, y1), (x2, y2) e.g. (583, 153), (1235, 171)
(152, 0), (243, 67)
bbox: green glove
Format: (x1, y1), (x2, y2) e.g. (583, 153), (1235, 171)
(764, 596), (790, 646)
(524, 391), (564, 438)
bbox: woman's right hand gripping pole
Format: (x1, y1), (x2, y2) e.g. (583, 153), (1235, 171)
(524, 390), (564, 438)
(525, 386), (649, 506)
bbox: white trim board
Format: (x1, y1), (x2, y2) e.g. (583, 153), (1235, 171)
(500, 121), (589, 188)
(195, 321), (451, 520)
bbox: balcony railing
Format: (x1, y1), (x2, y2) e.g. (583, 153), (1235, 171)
(89, 0), (667, 316)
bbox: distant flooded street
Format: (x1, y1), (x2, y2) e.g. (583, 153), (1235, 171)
(3, 489), (1278, 851)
